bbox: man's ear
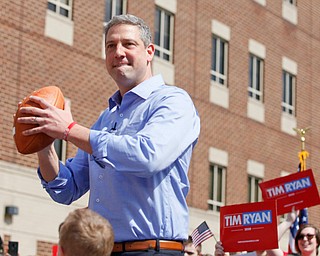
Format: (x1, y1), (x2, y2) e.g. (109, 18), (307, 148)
(146, 43), (155, 62)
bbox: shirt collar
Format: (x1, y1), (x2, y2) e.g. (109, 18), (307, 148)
(109, 74), (165, 109)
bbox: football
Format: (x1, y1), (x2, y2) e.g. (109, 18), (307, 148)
(13, 86), (65, 154)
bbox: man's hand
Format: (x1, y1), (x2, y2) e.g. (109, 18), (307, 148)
(17, 95), (74, 140)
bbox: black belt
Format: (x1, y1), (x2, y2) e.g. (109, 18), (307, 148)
(112, 240), (184, 252)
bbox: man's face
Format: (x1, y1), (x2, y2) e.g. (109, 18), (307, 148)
(184, 243), (200, 256)
(105, 24), (154, 95)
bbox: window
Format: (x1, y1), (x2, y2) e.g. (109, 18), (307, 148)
(282, 71), (296, 115)
(282, 0), (298, 25)
(211, 36), (228, 86)
(54, 97), (70, 162)
(104, 0), (127, 23)
(248, 175), (262, 202)
(248, 55), (264, 102)
(210, 20), (230, 108)
(154, 7), (174, 62)
(102, 0), (127, 58)
(47, 0), (73, 19)
(54, 139), (67, 163)
(208, 164), (226, 212)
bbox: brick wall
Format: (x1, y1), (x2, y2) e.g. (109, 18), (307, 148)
(173, 0), (320, 224)
(37, 241), (56, 256)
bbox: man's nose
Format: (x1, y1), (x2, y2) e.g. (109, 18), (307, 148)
(115, 44), (125, 57)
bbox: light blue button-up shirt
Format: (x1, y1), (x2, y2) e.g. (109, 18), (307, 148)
(39, 74), (200, 242)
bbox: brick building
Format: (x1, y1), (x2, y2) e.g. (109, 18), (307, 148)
(1, 0), (320, 255)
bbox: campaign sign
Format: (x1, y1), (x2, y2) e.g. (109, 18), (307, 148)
(259, 169), (320, 215)
(220, 200), (278, 252)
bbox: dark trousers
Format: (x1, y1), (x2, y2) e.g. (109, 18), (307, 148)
(111, 249), (184, 255)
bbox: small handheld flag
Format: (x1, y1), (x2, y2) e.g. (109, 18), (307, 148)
(191, 221), (215, 247)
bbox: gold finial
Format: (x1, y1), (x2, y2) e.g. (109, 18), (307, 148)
(293, 127), (311, 151)
(293, 127), (311, 171)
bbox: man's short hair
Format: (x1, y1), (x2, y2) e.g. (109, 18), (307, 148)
(104, 14), (152, 47)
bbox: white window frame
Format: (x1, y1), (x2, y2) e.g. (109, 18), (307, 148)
(210, 20), (230, 109)
(211, 36), (228, 87)
(282, 0), (298, 25)
(247, 160), (264, 203)
(104, 0), (127, 23)
(208, 164), (226, 212)
(248, 175), (262, 202)
(282, 70), (296, 116)
(47, 0), (73, 20)
(248, 54), (264, 102)
(154, 7), (174, 63)
(281, 57), (297, 135)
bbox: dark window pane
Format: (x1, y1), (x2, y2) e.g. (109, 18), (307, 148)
(59, 7), (69, 17)
(219, 41), (225, 75)
(282, 72), (286, 102)
(289, 76), (293, 105)
(216, 167), (223, 202)
(163, 13), (171, 50)
(248, 176), (251, 202)
(48, 2), (56, 12)
(154, 9), (161, 45)
(54, 140), (63, 160)
(211, 37), (217, 71)
(115, 0), (123, 15)
(105, 0), (112, 22)
(254, 179), (260, 201)
(256, 59), (261, 91)
(249, 56), (253, 89)
(209, 166), (214, 200)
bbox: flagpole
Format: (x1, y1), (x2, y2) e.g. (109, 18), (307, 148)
(288, 127), (310, 254)
(212, 234), (218, 242)
(293, 127), (311, 171)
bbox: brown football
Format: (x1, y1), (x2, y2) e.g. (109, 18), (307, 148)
(13, 86), (65, 154)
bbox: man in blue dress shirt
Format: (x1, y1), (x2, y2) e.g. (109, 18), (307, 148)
(17, 14), (200, 255)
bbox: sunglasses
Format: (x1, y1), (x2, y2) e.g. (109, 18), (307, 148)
(297, 234), (315, 241)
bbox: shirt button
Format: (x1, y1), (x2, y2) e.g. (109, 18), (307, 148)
(99, 174), (103, 179)
(96, 198), (100, 203)
(120, 113), (123, 117)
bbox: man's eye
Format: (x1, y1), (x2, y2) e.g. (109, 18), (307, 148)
(125, 42), (135, 47)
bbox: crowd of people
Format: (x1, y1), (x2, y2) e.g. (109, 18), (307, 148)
(13, 11), (319, 256)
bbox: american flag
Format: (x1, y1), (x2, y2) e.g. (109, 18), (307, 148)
(288, 208), (308, 254)
(191, 221), (214, 247)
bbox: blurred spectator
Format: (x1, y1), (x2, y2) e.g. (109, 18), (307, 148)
(58, 208), (114, 256)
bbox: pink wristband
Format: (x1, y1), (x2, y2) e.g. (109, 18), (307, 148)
(63, 121), (77, 141)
